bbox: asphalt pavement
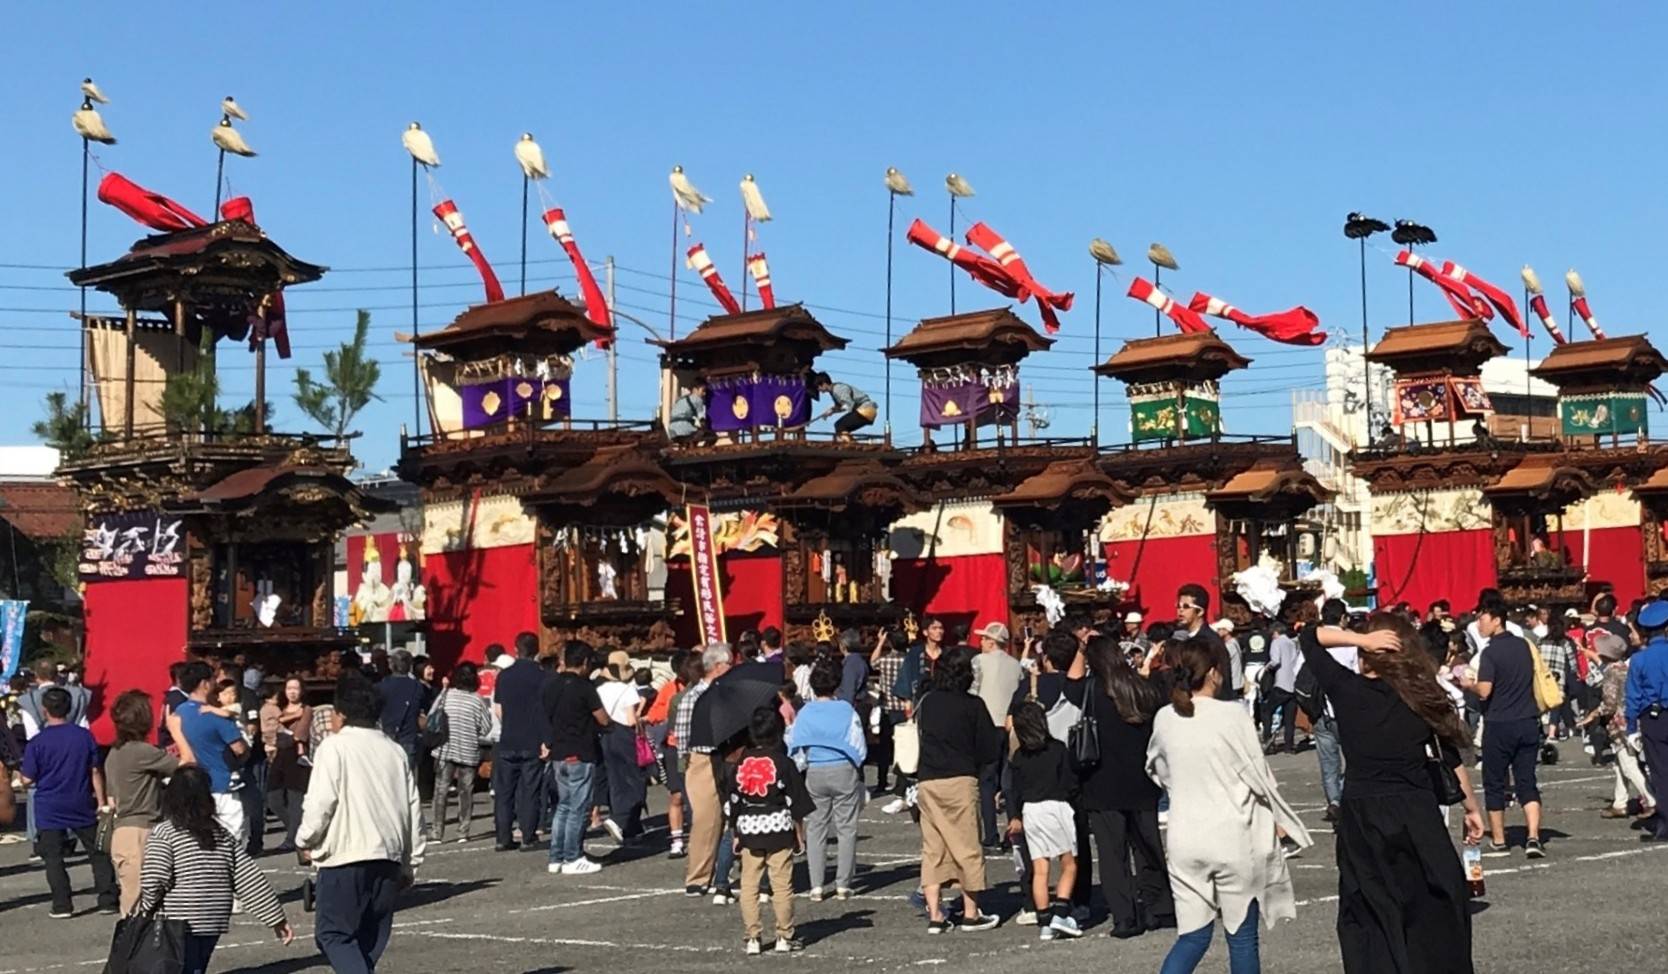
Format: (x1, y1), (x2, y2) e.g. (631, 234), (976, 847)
(2, 738), (1665, 973)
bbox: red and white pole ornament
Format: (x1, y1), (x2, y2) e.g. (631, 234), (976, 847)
(1128, 277), (1211, 335)
(542, 208), (613, 346)
(433, 199), (505, 304)
(1186, 291), (1325, 346)
(905, 218), (1023, 299)
(686, 242), (740, 314)
(1564, 269), (1606, 340)
(1519, 266), (1566, 344)
(1439, 261), (1526, 337)
(962, 221), (1073, 332)
(1393, 250), (1490, 321)
(746, 252), (776, 309)
(97, 171), (208, 232)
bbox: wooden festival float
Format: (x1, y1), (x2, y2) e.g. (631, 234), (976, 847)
(657, 304), (919, 641)
(1093, 331), (1330, 625)
(398, 291), (683, 660)
(61, 218), (386, 738)
(879, 307), (1113, 634)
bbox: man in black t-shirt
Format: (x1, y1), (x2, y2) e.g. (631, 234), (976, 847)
(1463, 600), (1547, 858)
(492, 631), (551, 851)
(542, 641), (608, 874)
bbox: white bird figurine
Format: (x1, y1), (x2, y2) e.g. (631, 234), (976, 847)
(80, 77), (108, 104)
(1147, 242), (1179, 271)
(514, 132), (549, 180)
(945, 172), (975, 198)
(72, 104), (116, 144)
(1089, 238), (1123, 266)
(885, 167), (914, 196)
(402, 122), (440, 168)
(670, 165), (711, 213)
(1565, 268), (1586, 297)
(739, 173), (771, 222)
(212, 117), (256, 157)
(1521, 265), (1543, 295)
(220, 95), (248, 121)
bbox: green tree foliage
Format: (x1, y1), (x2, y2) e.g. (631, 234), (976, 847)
(31, 391), (94, 460)
(293, 309), (382, 437)
(160, 359), (220, 434)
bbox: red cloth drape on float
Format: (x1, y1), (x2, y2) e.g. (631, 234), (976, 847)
(1556, 524), (1645, 607)
(423, 543), (539, 671)
(890, 553), (1010, 636)
(1372, 529), (1497, 613)
(666, 552), (784, 647)
(82, 577), (190, 744)
(1102, 535), (1219, 618)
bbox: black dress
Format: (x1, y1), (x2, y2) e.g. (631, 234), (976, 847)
(1297, 632), (1474, 974)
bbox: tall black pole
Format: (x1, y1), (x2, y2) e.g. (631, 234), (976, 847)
(740, 214), (749, 312)
(1155, 265), (1164, 336)
(520, 175), (529, 296)
(411, 158), (421, 437)
(669, 203), (679, 340)
(79, 138), (89, 428)
(885, 190), (895, 435)
(1407, 260), (1415, 325)
(948, 194), (956, 313)
(1359, 236), (1371, 435)
(213, 149), (226, 216)
(1093, 266), (1102, 444)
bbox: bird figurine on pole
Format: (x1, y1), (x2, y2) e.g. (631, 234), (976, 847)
(72, 97), (116, 144)
(739, 173), (771, 310)
(514, 133), (548, 295)
(884, 167), (913, 435)
(1390, 220), (1436, 323)
(668, 165), (712, 338)
(1146, 243), (1178, 336)
(402, 122), (439, 434)
(947, 173), (974, 310)
(1343, 213), (1389, 432)
(74, 76), (116, 427)
(211, 97), (255, 214)
(1089, 238), (1122, 442)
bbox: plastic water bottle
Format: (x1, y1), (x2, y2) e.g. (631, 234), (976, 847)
(1463, 843), (1485, 897)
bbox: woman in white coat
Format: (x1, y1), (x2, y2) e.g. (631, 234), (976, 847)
(1147, 637), (1311, 974)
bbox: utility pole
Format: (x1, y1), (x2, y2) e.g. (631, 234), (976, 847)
(606, 255), (618, 423)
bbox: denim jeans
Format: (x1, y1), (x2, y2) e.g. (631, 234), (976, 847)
(713, 827), (738, 892)
(1160, 900), (1260, 974)
(1313, 715), (1344, 806)
(548, 760), (597, 865)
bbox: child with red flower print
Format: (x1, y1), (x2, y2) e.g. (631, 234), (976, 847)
(722, 706), (815, 955)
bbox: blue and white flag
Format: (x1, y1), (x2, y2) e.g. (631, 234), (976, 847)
(0, 600), (28, 681)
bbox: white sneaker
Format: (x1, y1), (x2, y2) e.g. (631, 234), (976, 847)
(1049, 914), (1084, 938)
(602, 818), (625, 842)
(759, 891), (772, 903)
(808, 887), (825, 902)
(563, 858), (602, 875)
(882, 798), (905, 814)
(1013, 908), (1037, 926)
(546, 862), (563, 875)
(744, 938), (761, 956)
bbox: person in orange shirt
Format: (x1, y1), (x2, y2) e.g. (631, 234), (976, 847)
(648, 651), (697, 858)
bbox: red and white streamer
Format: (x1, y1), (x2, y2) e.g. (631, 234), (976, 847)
(1128, 277), (1211, 335)
(905, 219), (1021, 299)
(1527, 294), (1567, 344)
(97, 172), (207, 232)
(962, 222), (1072, 332)
(433, 199), (505, 304)
(1186, 291), (1325, 346)
(1394, 250), (1490, 321)
(746, 253), (775, 309)
(686, 242), (740, 314)
(542, 208), (613, 347)
(1570, 296), (1606, 340)
(1439, 261), (1527, 337)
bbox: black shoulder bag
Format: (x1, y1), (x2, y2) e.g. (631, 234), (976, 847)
(1425, 733), (1464, 806)
(1068, 674), (1102, 768)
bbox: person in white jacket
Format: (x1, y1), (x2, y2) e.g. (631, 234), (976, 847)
(1147, 637), (1311, 974)
(298, 672), (426, 973)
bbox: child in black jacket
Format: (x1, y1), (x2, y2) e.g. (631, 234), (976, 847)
(723, 706), (815, 955)
(1007, 701), (1083, 940)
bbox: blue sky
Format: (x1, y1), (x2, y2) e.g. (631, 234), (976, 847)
(6, 3), (1665, 471)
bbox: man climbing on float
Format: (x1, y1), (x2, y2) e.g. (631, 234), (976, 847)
(810, 371), (877, 442)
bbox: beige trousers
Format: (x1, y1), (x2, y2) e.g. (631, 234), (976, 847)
(739, 847), (796, 941)
(684, 753), (722, 889)
(111, 824), (149, 915)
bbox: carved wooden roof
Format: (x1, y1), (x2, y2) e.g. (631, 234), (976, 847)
(778, 460), (924, 515)
(176, 463), (393, 519)
(521, 444), (686, 524)
(655, 304), (847, 376)
(1483, 454), (1599, 510)
(1205, 457), (1332, 521)
(67, 220), (325, 313)
(1531, 335), (1668, 391)
(883, 307), (1053, 369)
(1366, 320), (1507, 377)
(991, 459), (1132, 510)
(1094, 333), (1250, 385)
(413, 290), (609, 357)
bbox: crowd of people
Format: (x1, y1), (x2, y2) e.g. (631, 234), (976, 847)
(4, 582), (1668, 972)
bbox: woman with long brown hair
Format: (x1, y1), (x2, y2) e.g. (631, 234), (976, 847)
(1146, 638), (1309, 973)
(1065, 635), (1173, 937)
(1304, 611), (1483, 973)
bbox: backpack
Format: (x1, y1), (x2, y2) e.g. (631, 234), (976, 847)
(1294, 661), (1327, 722)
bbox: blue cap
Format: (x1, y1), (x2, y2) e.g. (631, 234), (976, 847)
(1637, 600), (1668, 631)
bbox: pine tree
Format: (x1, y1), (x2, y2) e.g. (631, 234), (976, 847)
(31, 391), (94, 459)
(293, 309), (382, 437)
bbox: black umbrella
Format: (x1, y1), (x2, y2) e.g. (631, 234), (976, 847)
(688, 660), (785, 751)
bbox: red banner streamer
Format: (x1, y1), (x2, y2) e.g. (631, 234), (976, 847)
(433, 199), (505, 304)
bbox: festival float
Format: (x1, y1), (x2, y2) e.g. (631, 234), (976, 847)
(62, 177), (386, 739)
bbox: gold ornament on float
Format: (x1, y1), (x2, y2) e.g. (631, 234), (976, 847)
(732, 394), (750, 420)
